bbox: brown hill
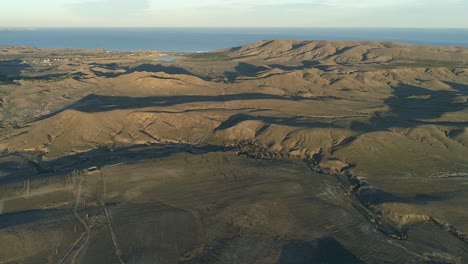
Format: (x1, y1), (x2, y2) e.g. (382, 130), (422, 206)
(1, 40), (468, 264)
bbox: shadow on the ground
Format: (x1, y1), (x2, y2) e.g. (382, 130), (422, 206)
(89, 62), (121, 70)
(0, 209), (71, 229)
(0, 59), (31, 84)
(224, 62), (271, 81)
(0, 59), (30, 75)
(213, 113), (340, 131)
(0, 143), (225, 186)
(279, 237), (364, 264)
(351, 83), (468, 131)
(32, 93), (316, 122)
(0, 59), (85, 84)
(0, 71), (85, 85)
(90, 63), (203, 79)
(29, 81), (468, 135)
(269, 60), (322, 71)
(356, 186), (459, 206)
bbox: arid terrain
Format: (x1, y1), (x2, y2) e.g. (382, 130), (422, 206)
(0, 40), (467, 264)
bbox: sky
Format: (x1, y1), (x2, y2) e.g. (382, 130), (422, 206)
(1, 0), (467, 28)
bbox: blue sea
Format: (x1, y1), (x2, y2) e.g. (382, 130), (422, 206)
(0, 28), (467, 52)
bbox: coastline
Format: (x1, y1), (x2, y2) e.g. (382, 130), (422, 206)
(1, 28), (467, 52)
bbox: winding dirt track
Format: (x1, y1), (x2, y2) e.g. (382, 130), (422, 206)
(101, 172), (125, 264)
(70, 177), (91, 264)
(57, 171), (124, 264)
(56, 175), (90, 264)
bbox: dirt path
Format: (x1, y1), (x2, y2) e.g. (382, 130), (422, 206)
(57, 233), (86, 264)
(56, 170), (125, 264)
(101, 172), (125, 264)
(70, 177), (91, 264)
(56, 175), (91, 264)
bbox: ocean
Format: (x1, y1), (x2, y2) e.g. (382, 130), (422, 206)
(0, 28), (467, 52)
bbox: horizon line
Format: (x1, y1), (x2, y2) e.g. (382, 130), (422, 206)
(2, 26), (468, 30)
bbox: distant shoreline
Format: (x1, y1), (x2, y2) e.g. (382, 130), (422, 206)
(1, 28), (467, 52)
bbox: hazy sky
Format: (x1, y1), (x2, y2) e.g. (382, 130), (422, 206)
(1, 0), (467, 28)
